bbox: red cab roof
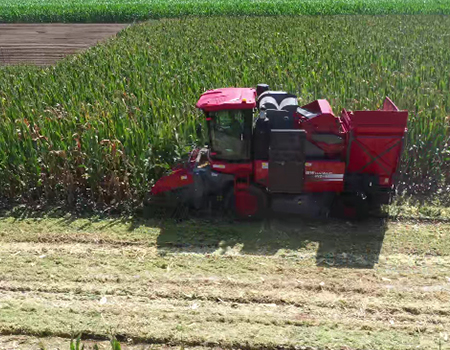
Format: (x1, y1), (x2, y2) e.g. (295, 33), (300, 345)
(196, 88), (256, 112)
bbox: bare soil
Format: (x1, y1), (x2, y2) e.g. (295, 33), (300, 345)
(0, 215), (448, 349)
(0, 24), (128, 66)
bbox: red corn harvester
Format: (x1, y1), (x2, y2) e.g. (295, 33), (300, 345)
(145, 84), (408, 220)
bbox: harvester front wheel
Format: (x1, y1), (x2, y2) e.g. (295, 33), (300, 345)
(230, 185), (268, 220)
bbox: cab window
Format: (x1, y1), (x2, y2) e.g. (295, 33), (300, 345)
(209, 109), (251, 161)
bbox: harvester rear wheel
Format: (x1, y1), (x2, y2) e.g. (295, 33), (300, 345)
(331, 193), (370, 221)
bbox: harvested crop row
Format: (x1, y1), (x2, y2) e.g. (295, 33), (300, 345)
(0, 216), (448, 349)
(1, 0), (450, 23)
(0, 17), (449, 209)
(0, 24), (128, 66)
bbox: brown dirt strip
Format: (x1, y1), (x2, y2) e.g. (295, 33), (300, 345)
(0, 24), (128, 66)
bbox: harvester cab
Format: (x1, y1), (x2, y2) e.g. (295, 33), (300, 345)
(146, 84), (408, 220)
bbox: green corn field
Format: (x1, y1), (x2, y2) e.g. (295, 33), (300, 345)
(1, 0), (450, 22)
(0, 16), (449, 210)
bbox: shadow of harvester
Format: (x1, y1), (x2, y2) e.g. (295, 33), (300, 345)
(155, 216), (387, 269)
(2, 203), (386, 269)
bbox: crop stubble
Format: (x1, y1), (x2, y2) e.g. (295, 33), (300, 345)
(0, 216), (448, 349)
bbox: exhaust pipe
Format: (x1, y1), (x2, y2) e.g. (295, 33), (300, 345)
(256, 83), (269, 97)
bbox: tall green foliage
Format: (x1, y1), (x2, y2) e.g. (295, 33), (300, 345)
(1, 0), (450, 22)
(0, 16), (448, 209)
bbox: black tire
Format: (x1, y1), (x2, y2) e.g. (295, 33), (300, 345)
(331, 193), (370, 221)
(226, 185), (268, 220)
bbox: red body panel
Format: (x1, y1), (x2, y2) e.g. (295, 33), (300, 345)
(344, 105), (408, 186)
(302, 99), (334, 115)
(347, 135), (404, 186)
(254, 160), (269, 186)
(210, 160), (253, 177)
(150, 168), (193, 195)
(304, 161), (345, 192)
(299, 114), (341, 134)
(297, 99), (341, 134)
(234, 190), (258, 216)
(196, 88), (256, 112)
(348, 111), (408, 136)
(294, 99), (346, 158)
